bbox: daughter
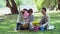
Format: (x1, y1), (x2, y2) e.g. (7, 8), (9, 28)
(23, 9), (29, 23)
(28, 9), (34, 31)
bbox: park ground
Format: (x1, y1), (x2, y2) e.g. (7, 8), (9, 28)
(0, 11), (60, 34)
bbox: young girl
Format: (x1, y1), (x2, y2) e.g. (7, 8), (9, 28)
(23, 9), (29, 30)
(23, 9), (29, 23)
(28, 9), (34, 31)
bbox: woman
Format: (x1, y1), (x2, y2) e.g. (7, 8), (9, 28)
(39, 8), (50, 30)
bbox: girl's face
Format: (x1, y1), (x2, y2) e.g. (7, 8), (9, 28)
(29, 11), (32, 15)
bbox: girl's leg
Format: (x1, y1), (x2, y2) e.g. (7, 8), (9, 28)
(29, 23), (33, 31)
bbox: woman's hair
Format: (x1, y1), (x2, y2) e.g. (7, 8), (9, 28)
(20, 10), (24, 14)
(42, 7), (46, 12)
(28, 9), (33, 13)
(23, 8), (28, 11)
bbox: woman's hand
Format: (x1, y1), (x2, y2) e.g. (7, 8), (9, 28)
(40, 25), (45, 27)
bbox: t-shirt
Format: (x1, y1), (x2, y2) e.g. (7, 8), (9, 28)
(28, 15), (34, 23)
(28, 15), (34, 28)
(40, 14), (50, 27)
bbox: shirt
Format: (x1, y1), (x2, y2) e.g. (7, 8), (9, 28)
(40, 14), (50, 27)
(28, 15), (34, 23)
(28, 15), (34, 28)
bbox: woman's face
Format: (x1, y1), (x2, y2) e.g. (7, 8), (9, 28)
(22, 11), (24, 14)
(20, 10), (24, 15)
(41, 9), (46, 14)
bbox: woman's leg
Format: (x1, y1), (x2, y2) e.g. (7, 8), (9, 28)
(38, 26), (47, 30)
(24, 23), (29, 30)
(16, 23), (22, 30)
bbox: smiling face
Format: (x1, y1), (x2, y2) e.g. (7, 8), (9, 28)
(41, 8), (46, 15)
(41, 9), (46, 14)
(28, 9), (33, 15)
(29, 11), (33, 15)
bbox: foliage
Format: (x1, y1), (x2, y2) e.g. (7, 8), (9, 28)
(0, 0), (23, 8)
(0, 0), (6, 8)
(0, 0), (58, 11)
(34, 0), (58, 11)
(15, 0), (23, 6)
(34, 0), (45, 11)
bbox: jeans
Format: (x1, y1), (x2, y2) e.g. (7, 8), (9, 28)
(38, 26), (47, 30)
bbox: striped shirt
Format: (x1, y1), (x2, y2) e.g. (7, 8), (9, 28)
(40, 14), (50, 27)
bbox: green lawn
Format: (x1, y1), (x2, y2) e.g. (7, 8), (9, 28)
(0, 12), (60, 34)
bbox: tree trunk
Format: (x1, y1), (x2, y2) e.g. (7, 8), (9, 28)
(6, 0), (19, 14)
(6, 0), (11, 8)
(10, 0), (19, 14)
(58, 0), (60, 10)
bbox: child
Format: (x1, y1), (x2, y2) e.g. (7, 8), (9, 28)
(23, 9), (29, 23)
(28, 9), (34, 31)
(22, 9), (29, 30)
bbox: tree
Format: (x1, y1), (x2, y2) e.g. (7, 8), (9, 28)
(34, 0), (45, 11)
(6, 0), (19, 14)
(34, 0), (58, 11)
(58, 0), (60, 10)
(15, 0), (23, 12)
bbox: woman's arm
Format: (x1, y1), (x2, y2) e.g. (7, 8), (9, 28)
(17, 15), (20, 22)
(42, 15), (50, 27)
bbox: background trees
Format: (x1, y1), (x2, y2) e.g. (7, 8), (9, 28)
(58, 0), (60, 10)
(34, 0), (58, 11)
(6, 0), (19, 14)
(0, 0), (6, 8)
(0, 0), (60, 12)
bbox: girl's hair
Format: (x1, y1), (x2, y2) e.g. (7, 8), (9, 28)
(23, 8), (28, 11)
(28, 9), (33, 13)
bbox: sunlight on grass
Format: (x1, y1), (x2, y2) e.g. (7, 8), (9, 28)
(10, 20), (16, 22)
(0, 22), (7, 24)
(0, 26), (10, 29)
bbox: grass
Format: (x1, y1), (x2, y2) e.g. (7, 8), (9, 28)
(0, 12), (60, 34)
